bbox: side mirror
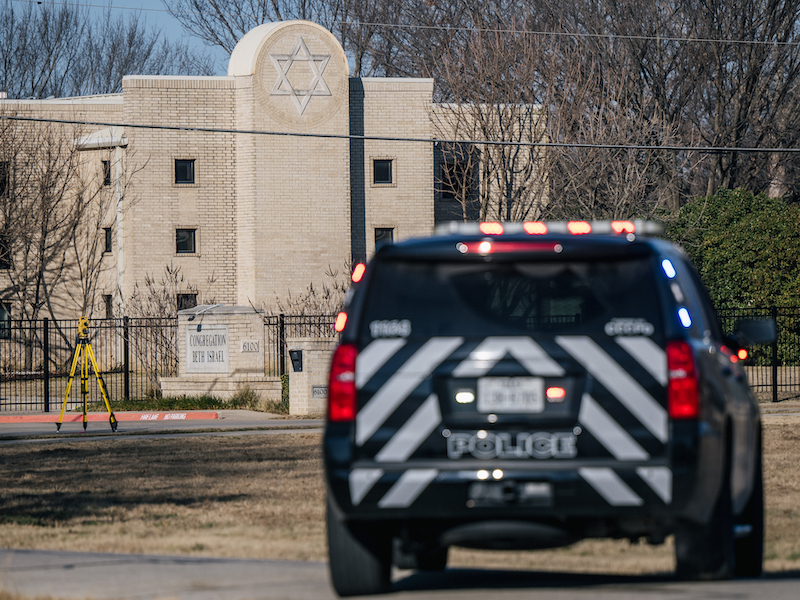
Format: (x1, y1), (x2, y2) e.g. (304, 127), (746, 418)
(734, 318), (776, 347)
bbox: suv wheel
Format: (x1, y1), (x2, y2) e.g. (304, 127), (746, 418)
(675, 447), (735, 580)
(734, 435), (764, 577)
(327, 498), (391, 596)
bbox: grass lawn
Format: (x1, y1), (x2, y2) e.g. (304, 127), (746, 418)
(0, 405), (799, 575)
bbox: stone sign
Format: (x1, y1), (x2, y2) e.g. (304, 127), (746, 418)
(186, 324), (229, 374)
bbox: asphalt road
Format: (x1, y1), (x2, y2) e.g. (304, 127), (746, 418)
(1, 548), (799, 600)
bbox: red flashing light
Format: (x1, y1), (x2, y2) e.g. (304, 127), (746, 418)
(738, 348), (748, 361)
(523, 221), (548, 235)
(479, 222), (504, 235)
(567, 221), (592, 235)
(334, 312), (348, 332)
(546, 386), (566, 400)
(667, 340), (699, 419)
(328, 344), (358, 422)
(611, 220), (635, 234)
(459, 241), (560, 254)
(351, 263), (366, 283)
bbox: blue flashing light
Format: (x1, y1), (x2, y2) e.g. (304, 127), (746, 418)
(678, 307), (692, 328)
(661, 259), (677, 279)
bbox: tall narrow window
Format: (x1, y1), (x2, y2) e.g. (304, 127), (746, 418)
(0, 161), (9, 196)
(102, 160), (112, 186)
(375, 227), (394, 250)
(103, 295), (113, 319)
(177, 293), (198, 311)
(373, 159), (393, 184)
(175, 159), (195, 184)
(0, 301), (10, 339)
(176, 229), (196, 254)
(103, 228), (112, 253)
(0, 234), (11, 270)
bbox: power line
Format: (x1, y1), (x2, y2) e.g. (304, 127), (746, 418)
(2, 114), (799, 154)
(11, 0), (800, 48)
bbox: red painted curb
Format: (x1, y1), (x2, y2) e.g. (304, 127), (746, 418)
(0, 411), (219, 423)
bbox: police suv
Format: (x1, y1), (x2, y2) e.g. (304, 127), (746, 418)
(324, 220), (774, 596)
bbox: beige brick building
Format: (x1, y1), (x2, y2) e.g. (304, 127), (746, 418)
(0, 20), (467, 320)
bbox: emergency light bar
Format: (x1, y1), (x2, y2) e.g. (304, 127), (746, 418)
(435, 220), (665, 237)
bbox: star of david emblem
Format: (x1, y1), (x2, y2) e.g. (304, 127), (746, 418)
(270, 37), (331, 115)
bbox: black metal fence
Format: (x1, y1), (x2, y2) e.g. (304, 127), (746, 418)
(0, 317), (178, 412)
(3, 308), (798, 412)
(717, 307), (800, 401)
(264, 314), (338, 376)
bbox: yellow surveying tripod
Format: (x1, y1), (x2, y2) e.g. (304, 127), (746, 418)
(56, 317), (118, 432)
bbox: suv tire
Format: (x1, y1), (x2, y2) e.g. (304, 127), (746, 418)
(675, 446), (735, 580)
(734, 435), (764, 578)
(327, 498), (391, 596)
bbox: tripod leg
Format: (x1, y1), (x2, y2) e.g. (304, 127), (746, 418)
(57, 343), (82, 432)
(82, 343), (88, 431)
(87, 344), (117, 432)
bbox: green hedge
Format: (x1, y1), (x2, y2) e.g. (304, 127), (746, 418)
(665, 188), (800, 309)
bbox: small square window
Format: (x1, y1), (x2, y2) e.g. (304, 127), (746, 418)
(375, 227), (394, 249)
(103, 228), (112, 253)
(373, 159), (393, 184)
(175, 159), (195, 184)
(177, 293), (198, 311)
(0, 301), (10, 339)
(102, 160), (112, 186)
(103, 295), (113, 319)
(176, 229), (196, 254)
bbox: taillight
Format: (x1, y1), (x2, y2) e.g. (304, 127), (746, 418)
(667, 340), (699, 419)
(328, 344), (358, 422)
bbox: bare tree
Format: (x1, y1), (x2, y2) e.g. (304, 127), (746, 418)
(0, 114), (86, 323)
(0, 1), (214, 99)
(165, 0), (396, 76)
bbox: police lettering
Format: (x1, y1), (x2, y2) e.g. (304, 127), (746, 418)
(446, 431), (578, 460)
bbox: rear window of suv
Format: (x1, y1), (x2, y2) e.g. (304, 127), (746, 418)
(360, 256), (663, 341)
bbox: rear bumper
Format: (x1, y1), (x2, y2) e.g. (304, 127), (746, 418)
(325, 418), (725, 540)
(329, 459), (682, 518)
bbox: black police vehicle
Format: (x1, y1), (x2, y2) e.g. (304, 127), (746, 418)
(323, 220), (774, 596)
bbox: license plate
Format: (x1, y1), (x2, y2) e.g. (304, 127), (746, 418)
(477, 377), (545, 413)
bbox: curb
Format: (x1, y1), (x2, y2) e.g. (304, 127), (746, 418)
(0, 411), (219, 423)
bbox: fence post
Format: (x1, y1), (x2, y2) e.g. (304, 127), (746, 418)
(772, 306), (779, 403)
(279, 313), (286, 376)
(123, 316), (130, 401)
(43, 318), (50, 413)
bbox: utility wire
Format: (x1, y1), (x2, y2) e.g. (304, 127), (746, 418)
(12, 0), (800, 47)
(2, 114), (799, 154)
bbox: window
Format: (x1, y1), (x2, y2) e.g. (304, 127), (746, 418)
(0, 301), (9, 340)
(0, 234), (11, 270)
(177, 293), (198, 311)
(441, 162), (472, 201)
(103, 295), (113, 319)
(175, 159), (195, 184)
(0, 161), (9, 196)
(176, 229), (196, 254)
(102, 160), (112, 186)
(103, 228), (112, 253)
(373, 159), (393, 184)
(375, 227), (394, 250)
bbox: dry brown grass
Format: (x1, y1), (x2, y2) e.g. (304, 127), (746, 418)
(0, 415), (799, 575)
